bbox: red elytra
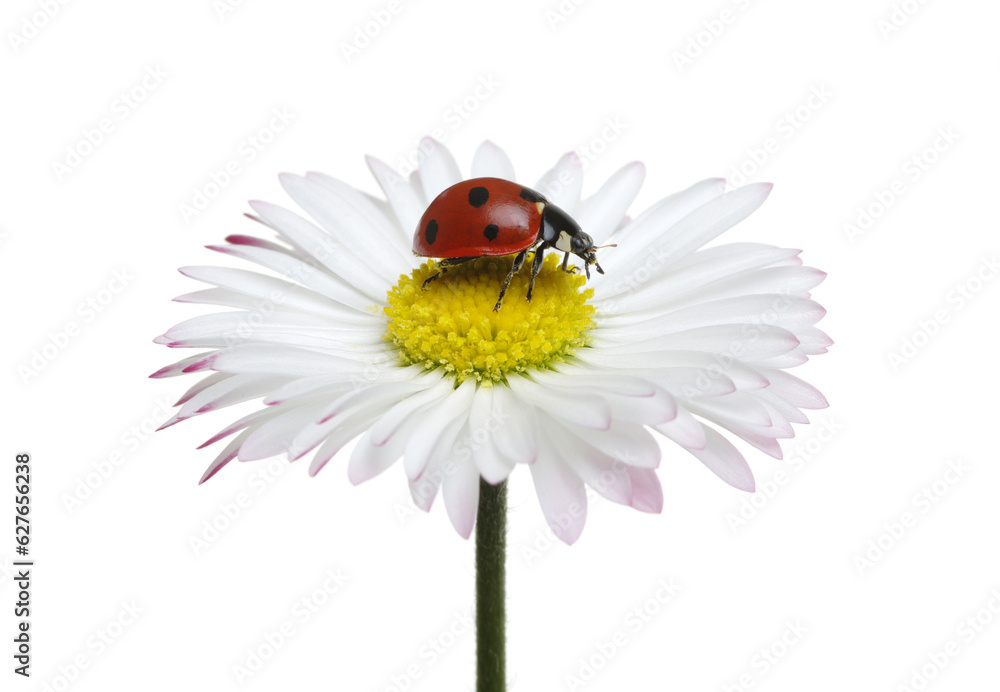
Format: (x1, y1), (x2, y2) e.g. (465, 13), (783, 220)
(413, 178), (544, 257)
(412, 177), (614, 311)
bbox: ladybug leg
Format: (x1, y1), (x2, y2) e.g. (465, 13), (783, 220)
(525, 245), (548, 302)
(560, 252), (579, 274)
(493, 249), (529, 312)
(422, 256), (476, 290)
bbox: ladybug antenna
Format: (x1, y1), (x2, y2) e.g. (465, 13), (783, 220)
(592, 243), (617, 250)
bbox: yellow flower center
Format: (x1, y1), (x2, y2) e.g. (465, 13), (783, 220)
(384, 253), (595, 384)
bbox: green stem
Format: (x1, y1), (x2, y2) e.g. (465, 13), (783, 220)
(476, 477), (507, 692)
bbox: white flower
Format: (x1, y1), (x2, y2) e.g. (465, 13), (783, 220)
(153, 138), (829, 544)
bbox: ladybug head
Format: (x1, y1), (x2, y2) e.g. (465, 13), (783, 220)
(543, 204), (615, 279)
(570, 232), (602, 278)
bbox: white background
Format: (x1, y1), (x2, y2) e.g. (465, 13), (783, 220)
(2, 0), (999, 690)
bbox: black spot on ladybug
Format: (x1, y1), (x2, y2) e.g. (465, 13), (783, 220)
(484, 224), (499, 241)
(425, 219), (439, 245)
(468, 187), (490, 208)
(519, 187), (547, 204)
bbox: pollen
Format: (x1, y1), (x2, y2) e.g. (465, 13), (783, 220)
(384, 253), (595, 384)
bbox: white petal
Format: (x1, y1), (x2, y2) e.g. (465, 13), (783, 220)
(368, 379), (454, 446)
(590, 324), (800, 363)
(278, 173), (409, 281)
(210, 344), (389, 376)
(490, 384), (537, 464)
(471, 141), (516, 180)
(598, 182), (772, 279)
(306, 171), (412, 261)
(796, 326), (833, 354)
(301, 391), (419, 463)
(534, 152), (583, 213)
(546, 422), (633, 506)
(610, 352), (770, 392)
(197, 406), (275, 448)
(442, 450), (481, 539)
(307, 405), (386, 476)
(408, 414), (468, 511)
(346, 384), (450, 484)
(754, 387), (809, 425)
(651, 367), (737, 397)
(668, 267), (827, 310)
(599, 296), (826, 340)
(626, 467), (663, 513)
(692, 414), (787, 459)
(528, 367), (657, 396)
(653, 405), (707, 450)
(687, 425), (755, 491)
(208, 243), (377, 314)
(527, 369), (675, 424)
(507, 375), (611, 430)
(416, 137), (462, 203)
(163, 311), (387, 351)
(239, 402), (325, 461)
(596, 244), (801, 311)
(315, 375), (429, 421)
(199, 428), (253, 483)
(748, 350), (809, 369)
(466, 385), (516, 484)
(575, 161), (645, 245)
(177, 374), (288, 421)
(347, 424), (408, 485)
(366, 154), (424, 244)
(174, 371), (230, 405)
(597, 178), (726, 275)
(404, 379), (476, 481)
(248, 200), (398, 300)
(685, 393), (773, 428)
(759, 369), (828, 409)
(530, 434), (588, 545)
(179, 265), (377, 324)
(567, 419), (662, 468)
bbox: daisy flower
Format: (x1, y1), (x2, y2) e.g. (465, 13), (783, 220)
(152, 137), (829, 545)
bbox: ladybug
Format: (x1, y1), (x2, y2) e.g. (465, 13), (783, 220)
(413, 177), (614, 311)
